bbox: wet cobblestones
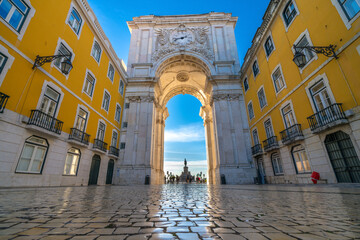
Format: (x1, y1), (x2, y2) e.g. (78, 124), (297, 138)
(0, 184), (359, 239)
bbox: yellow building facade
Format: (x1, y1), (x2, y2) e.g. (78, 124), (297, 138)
(240, 0), (360, 184)
(0, 0), (127, 186)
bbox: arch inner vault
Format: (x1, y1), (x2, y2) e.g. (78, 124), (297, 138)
(114, 13), (256, 184)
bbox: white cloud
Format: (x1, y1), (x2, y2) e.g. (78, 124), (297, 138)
(165, 124), (205, 142)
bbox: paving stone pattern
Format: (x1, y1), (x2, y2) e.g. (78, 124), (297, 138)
(0, 184), (359, 239)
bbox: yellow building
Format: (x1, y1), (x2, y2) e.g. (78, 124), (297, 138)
(0, 0), (127, 186)
(240, 0), (360, 184)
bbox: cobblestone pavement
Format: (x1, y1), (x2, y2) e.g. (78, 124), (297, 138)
(0, 184), (360, 240)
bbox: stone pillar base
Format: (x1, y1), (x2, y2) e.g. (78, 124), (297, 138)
(151, 168), (165, 184)
(114, 166), (152, 185)
(219, 166), (256, 184)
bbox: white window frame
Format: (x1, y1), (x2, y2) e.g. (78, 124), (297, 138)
(0, 0), (35, 40)
(35, 80), (64, 118)
(96, 119), (107, 140)
(252, 127), (260, 145)
(263, 32), (276, 60)
(0, 44), (15, 87)
(51, 38), (75, 79)
(292, 29), (318, 73)
(82, 69), (96, 100)
(91, 38), (102, 64)
(107, 63), (115, 82)
(115, 103), (121, 123)
(271, 152), (284, 175)
(102, 89), (111, 112)
(305, 73), (336, 114)
(252, 58), (260, 79)
(292, 144), (312, 174)
(119, 78), (125, 96)
(65, 3), (84, 38)
(247, 100), (255, 120)
(73, 104), (90, 132)
(279, 100), (298, 129)
(263, 116), (274, 139)
(243, 76), (249, 93)
(280, 0), (300, 32)
(257, 86), (267, 110)
(331, 0), (360, 29)
(63, 148), (81, 176)
(111, 129), (118, 147)
(271, 64), (287, 95)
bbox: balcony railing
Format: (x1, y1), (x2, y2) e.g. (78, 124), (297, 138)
(307, 103), (347, 132)
(109, 146), (119, 157)
(93, 139), (108, 152)
(280, 124), (304, 144)
(27, 110), (63, 134)
(263, 136), (279, 152)
(68, 128), (90, 145)
(0, 92), (10, 113)
(251, 144), (263, 156)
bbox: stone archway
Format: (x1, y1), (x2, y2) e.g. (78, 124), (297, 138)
(114, 13), (256, 185)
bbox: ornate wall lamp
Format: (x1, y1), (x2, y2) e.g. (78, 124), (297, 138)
(293, 44), (337, 68)
(32, 54), (73, 75)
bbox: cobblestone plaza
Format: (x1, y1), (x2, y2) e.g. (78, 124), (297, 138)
(0, 184), (359, 239)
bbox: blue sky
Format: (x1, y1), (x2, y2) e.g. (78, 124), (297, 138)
(87, 0), (270, 177)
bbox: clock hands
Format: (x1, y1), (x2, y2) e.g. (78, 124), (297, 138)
(174, 36), (188, 41)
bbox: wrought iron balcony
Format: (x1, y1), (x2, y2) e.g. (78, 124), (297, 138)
(251, 144), (263, 157)
(27, 110), (63, 134)
(68, 128), (90, 145)
(0, 92), (10, 113)
(263, 136), (279, 152)
(93, 139), (108, 152)
(307, 103), (347, 133)
(109, 146), (119, 157)
(280, 124), (304, 145)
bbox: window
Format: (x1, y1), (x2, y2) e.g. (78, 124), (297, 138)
(75, 108), (88, 132)
(272, 67), (285, 93)
(120, 142), (126, 149)
(252, 61), (259, 77)
(283, 1), (297, 26)
(125, 103), (130, 109)
(0, 0), (29, 32)
(115, 104), (121, 122)
(292, 145), (311, 173)
(295, 35), (315, 68)
(97, 122), (106, 141)
(264, 119), (274, 139)
(310, 80), (333, 112)
(16, 136), (48, 174)
(123, 122), (128, 128)
(111, 131), (118, 147)
(119, 79), (124, 96)
(63, 148), (80, 176)
(102, 91), (110, 111)
(54, 43), (72, 74)
(252, 129), (260, 145)
(248, 102), (254, 120)
(264, 36), (274, 57)
(258, 88), (267, 109)
(0, 52), (8, 74)
(39, 86), (60, 117)
(271, 153), (284, 175)
(281, 104), (296, 128)
(91, 41), (101, 62)
(108, 64), (115, 81)
(243, 78), (249, 92)
(67, 8), (82, 34)
(84, 72), (95, 97)
(338, 0), (360, 20)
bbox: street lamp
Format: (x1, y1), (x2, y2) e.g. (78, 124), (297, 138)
(32, 54), (73, 75)
(293, 44), (337, 68)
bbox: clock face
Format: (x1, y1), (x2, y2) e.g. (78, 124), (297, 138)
(171, 31), (193, 45)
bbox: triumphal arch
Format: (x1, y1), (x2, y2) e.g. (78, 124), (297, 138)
(114, 13), (256, 185)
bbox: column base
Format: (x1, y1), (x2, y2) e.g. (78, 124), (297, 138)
(219, 165), (256, 184)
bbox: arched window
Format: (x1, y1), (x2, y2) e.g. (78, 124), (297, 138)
(271, 153), (283, 175)
(68, 8), (82, 34)
(108, 64), (115, 81)
(16, 136), (48, 174)
(63, 148), (81, 176)
(292, 145), (311, 173)
(92, 41), (102, 62)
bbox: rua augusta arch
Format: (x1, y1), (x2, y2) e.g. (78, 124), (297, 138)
(114, 13), (256, 185)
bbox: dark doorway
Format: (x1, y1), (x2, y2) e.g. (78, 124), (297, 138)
(106, 159), (115, 184)
(256, 157), (266, 184)
(88, 155), (101, 185)
(325, 131), (360, 183)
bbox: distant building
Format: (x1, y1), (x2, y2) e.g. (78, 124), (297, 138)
(179, 158), (192, 182)
(240, 0), (360, 184)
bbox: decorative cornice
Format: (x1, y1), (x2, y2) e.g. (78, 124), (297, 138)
(212, 93), (241, 102)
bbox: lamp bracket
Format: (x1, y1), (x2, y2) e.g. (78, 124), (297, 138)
(294, 45), (337, 59)
(32, 54), (71, 69)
